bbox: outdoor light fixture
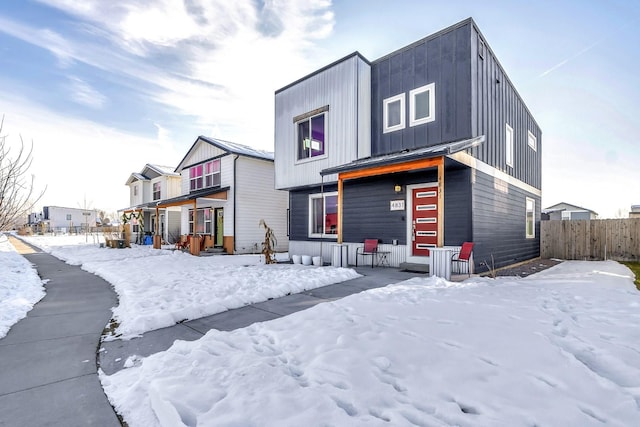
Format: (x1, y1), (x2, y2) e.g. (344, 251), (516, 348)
(394, 184), (402, 193)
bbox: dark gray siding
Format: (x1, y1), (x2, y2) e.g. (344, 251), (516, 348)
(290, 166), (473, 246)
(289, 185), (338, 242)
(371, 21), (473, 156)
(470, 24), (542, 189)
(471, 170), (541, 272)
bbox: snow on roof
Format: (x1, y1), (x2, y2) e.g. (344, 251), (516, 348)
(198, 136), (274, 160)
(146, 164), (179, 176)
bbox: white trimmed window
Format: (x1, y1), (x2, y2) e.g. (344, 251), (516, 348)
(506, 123), (514, 168)
(153, 182), (161, 200)
(526, 197), (535, 238)
(528, 130), (537, 151)
(297, 113), (327, 161)
(409, 83), (435, 126)
(383, 93), (405, 133)
(190, 159), (221, 191)
(309, 192), (338, 238)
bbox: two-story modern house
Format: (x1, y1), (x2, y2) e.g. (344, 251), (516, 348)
(123, 164), (182, 244)
(148, 136), (289, 254)
(274, 18), (542, 272)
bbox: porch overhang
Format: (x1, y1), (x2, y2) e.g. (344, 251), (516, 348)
(152, 186), (230, 209)
(319, 135), (484, 177)
(321, 136), (484, 245)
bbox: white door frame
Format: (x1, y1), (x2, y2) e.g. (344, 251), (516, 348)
(406, 182), (438, 264)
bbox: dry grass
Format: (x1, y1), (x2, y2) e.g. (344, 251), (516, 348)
(621, 261), (640, 291)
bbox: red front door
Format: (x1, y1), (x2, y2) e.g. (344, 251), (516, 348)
(412, 185), (438, 256)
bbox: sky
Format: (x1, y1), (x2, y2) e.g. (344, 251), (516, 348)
(4, 234), (640, 426)
(0, 1), (639, 218)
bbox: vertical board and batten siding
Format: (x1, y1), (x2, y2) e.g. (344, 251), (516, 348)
(469, 24), (542, 190)
(471, 169), (540, 271)
(234, 157), (289, 253)
(274, 54), (371, 190)
(371, 21), (472, 156)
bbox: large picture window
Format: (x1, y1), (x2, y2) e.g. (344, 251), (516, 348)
(190, 159), (221, 191)
(297, 113), (326, 160)
(189, 208), (212, 235)
(383, 93), (405, 133)
(526, 197), (535, 239)
(409, 83), (435, 126)
(309, 192), (338, 238)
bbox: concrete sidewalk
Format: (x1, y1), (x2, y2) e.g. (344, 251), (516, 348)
(0, 237), (121, 427)
(1, 237), (426, 426)
(98, 266), (422, 375)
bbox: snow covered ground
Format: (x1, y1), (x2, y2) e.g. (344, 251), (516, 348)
(4, 234), (640, 426)
(0, 234), (45, 339)
(99, 261), (640, 426)
(16, 234), (360, 339)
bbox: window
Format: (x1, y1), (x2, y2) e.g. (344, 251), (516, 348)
(309, 192), (338, 238)
(383, 93), (405, 133)
(153, 182), (161, 200)
(190, 160), (221, 191)
(526, 197), (535, 238)
(506, 123), (514, 168)
(133, 185), (138, 196)
(189, 208), (212, 234)
(297, 113), (326, 160)
(190, 164), (203, 191)
(205, 160), (221, 187)
(409, 83), (435, 126)
(528, 130), (537, 151)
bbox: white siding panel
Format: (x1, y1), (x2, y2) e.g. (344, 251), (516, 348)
(235, 157), (289, 253)
(275, 55), (371, 190)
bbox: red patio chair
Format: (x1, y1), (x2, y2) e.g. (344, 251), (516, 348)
(451, 242), (474, 277)
(356, 239), (379, 268)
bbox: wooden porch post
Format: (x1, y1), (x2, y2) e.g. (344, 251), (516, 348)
(153, 206), (161, 248)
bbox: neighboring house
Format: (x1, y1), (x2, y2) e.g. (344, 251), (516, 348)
(274, 17), (542, 272)
(629, 205), (640, 219)
(153, 136), (289, 254)
(123, 164), (182, 244)
(28, 206), (98, 233)
(542, 202), (598, 220)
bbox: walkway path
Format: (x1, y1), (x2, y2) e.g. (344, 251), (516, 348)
(0, 236), (121, 427)
(1, 237), (423, 426)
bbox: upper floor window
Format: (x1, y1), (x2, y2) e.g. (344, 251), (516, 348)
(528, 130), (537, 151)
(506, 123), (514, 168)
(153, 182), (161, 200)
(133, 185), (138, 196)
(205, 160), (221, 187)
(309, 192), (338, 238)
(526, 197), (535, 238)
(190, 159), (221, 192)
(297, 113), (326, 160)
(383, 93), (405, 133)
(409, 83), (435, 126)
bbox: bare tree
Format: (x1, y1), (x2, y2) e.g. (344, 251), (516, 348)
(0, 116), (46, 231)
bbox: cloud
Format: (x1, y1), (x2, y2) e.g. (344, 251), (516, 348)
(25, 0), (336, 147)
(66, 76), (108, 109)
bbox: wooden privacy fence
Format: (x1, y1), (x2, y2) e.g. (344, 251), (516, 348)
(541, 219), (640, 261)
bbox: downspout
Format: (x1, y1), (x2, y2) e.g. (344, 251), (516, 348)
(233, 154), (239, 253)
